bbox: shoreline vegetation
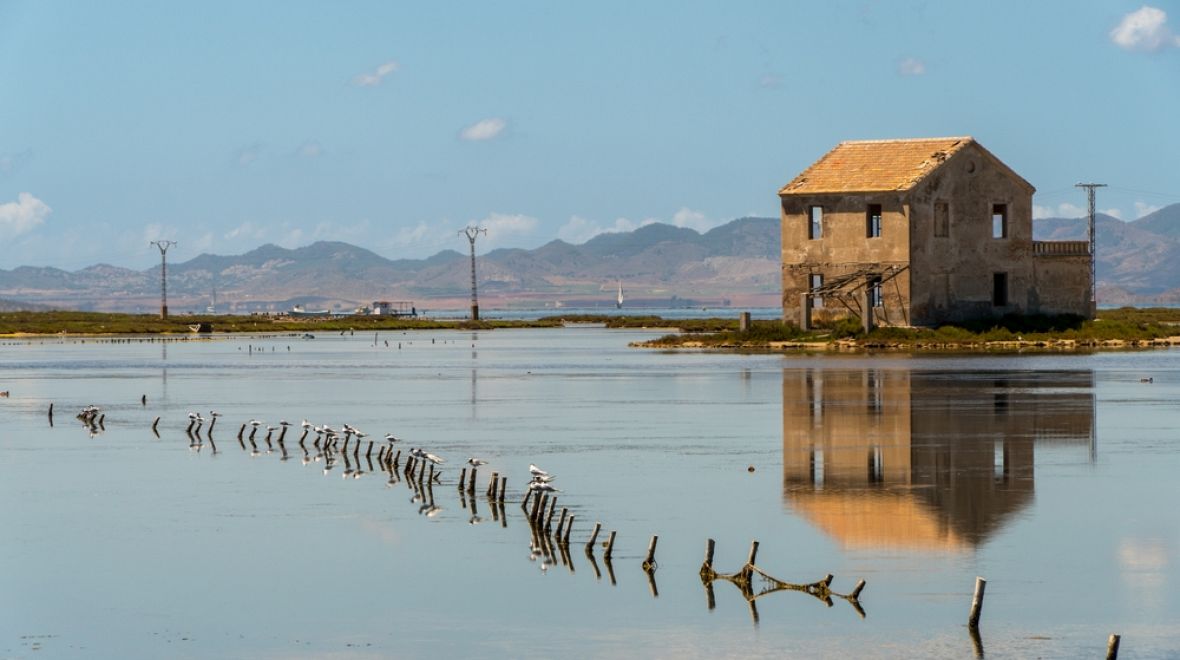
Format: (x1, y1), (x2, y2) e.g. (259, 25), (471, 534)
(2, 308), (1180, 351)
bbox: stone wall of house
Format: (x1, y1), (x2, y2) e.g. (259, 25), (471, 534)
(1032, 254), (1093, 317)
(906, 144), (1038, 325)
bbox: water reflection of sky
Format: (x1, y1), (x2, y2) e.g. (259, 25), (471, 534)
(1, 331), (1178, 658)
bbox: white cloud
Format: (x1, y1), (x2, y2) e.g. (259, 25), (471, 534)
(758, 73), (784, 89)
(0, 192), (51, 239)
(460, 117), (507, 141)
(558, 215), (656, 244)
(0, 149), (33, 176)
(295, 140), (324, 159)
(670, 207), (717, 232)
(1111, 6), (1180, 51)
(353, 59), (399, 87)
(898, 57), (926, 76)
(480, 212), (538, 238)
(224, 222), (267, 241)
(392, 222), (437, 248)
(235, 142), (264, 167)
(1101, 207), (1124, 220)
(1135, 201), (1164, 218)
(1032, 202), (1086, 219)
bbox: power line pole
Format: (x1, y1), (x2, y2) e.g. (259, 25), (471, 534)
(1075, 183), (1106, 317)
(459, 226), (487, 320)
(150, 240), (177, 319)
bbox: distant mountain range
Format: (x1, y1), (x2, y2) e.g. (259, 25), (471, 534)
(1033, 202), (1180, 304)
(0, 217), (781, 313)
(4, 204), (1180, 314)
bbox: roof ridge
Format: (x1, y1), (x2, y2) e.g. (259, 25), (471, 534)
(839, 136), (974, 145)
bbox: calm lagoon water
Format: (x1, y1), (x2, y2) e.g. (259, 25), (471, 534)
(1, 327), (1178, 658)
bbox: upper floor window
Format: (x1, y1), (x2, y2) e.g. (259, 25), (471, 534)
(808, 206), (823, 239)
(866, 204), (882, 238)
(934, 201), (949, 238)
(992, 203), (1008, 239)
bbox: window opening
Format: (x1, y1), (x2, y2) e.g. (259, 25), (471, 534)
(992, 203), (1008, 239)
(808, 206), (823, 239)
(867, 204), (882, 238)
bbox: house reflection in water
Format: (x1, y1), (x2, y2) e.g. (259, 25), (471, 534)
(783, 369), (1094, 552)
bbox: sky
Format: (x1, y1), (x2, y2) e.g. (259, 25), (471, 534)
(1, 1), (1178, 270)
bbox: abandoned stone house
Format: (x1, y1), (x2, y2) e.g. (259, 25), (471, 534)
(779, 137), (1093, 328)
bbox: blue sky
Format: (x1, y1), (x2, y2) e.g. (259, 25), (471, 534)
(1, 1), (1178, 269)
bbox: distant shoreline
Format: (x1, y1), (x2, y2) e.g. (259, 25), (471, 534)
(5, 309), (1180, 352)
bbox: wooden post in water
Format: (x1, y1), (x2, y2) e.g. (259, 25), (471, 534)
(642, 535), (658, 570)
(701, 538), (716, 577)
(48, 403), (54, 426)
(747, 539), (760, 566)
(366, 441), (373, 458)
(968, 577), (987, 631)
(563, 516), (574, 544)
(851, 579), (866, 600)
(604, 530), (617, 559)
(520, 489), (532, 510)
(152, 416), (161, 432)
(1106, 634), (1120, 660)
(459, 468), (467, 491)
(544, 499), (557, 531)
(555, 507), (568, 536)
(586, 522), (602, 551)
(487, 471), (499, 498)
(467, 468), (477, 496)
(529, 492), (543, 522)
(498, 476), (507, 502)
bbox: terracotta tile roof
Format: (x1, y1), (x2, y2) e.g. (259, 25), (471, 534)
(779, 137), (975, 195)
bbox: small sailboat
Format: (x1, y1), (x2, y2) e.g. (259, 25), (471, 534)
(616, 280), (624, 309)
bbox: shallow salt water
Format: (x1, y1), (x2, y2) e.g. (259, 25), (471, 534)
(1, 327), (1178, 658)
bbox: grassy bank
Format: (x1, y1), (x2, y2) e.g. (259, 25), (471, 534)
(6, 308), (1180, 350)
(635, 308), (1180, 350)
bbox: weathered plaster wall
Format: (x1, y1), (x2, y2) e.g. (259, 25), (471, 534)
(907, 144), (1036, 325)
(1032, 255), (1092, 317)
(780, 194), (910, 325)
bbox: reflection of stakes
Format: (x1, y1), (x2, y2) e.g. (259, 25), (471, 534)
(699, 538), (866, 623)
(603, 553), (617, 586)
(585, 546), (602, 580)
(559, 540), (574, 573)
